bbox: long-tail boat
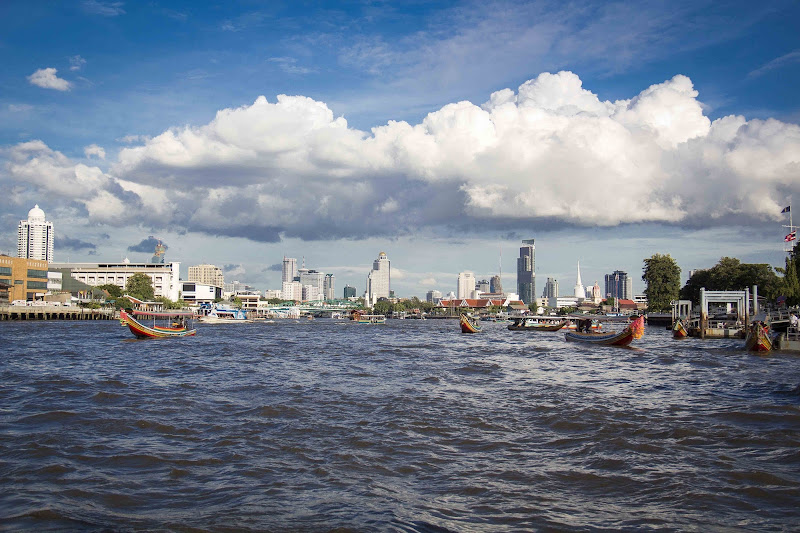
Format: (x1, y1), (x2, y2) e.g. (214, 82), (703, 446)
(564, 316), (645, 347)
(460, 313), (481, 333)
(672, 318), (689, 339)
(744, 322), (773, 353)
(507, 317), (567, 331)
(119, 308), (196, 339)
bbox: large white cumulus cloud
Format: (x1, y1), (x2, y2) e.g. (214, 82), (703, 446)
(4, 71), (799, 242)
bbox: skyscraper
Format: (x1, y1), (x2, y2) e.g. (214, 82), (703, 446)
(282, 257), (297, 284)
(517, 239), (535, 304)
(365, 251), (391, 305)
(343, 285), (357, 299)
(490, 274), (503, 295)
(18, 204), (54, 263)
(543, 277), (559, 298)
(605, 270), (632, 300)
(324, 273), (335, 300)
(457, 271), (476, 299)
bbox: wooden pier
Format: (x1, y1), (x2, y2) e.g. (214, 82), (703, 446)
(0, 304), (116, 321)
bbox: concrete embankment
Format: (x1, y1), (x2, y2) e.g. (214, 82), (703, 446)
(0, 305), (116, 321)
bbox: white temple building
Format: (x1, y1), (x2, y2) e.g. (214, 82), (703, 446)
(573, 261), (585, 300)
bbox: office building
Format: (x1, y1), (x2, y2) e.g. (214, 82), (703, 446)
(50, 259), (181, 301)
(476, 279), (490, 293)
(490, 274), (502, 295)
(517, 239), (535, 304)
(282, 281), (303, 302)
(324, 273), (335, 300)
(188, 264), (224, 288)
(282, 257), (297, 284)
(365, 252), (391, 305)
(605, 270), (633, 300)
(0, 255), (49, 301)
(181, 282), (222, 304)
(426, 289), (442, 303)
(343, 285), (357, 299)
(298, 268), (325, 296)
(543, 277), (559, 298)
(457, 272), (476, 299)
(18, 204), (54, 263)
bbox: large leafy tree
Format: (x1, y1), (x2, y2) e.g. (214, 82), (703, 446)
(680, 257), (782, 303)
(125, 273), (155, 301)
(642, 254), (681, 312)
(97, 283), (122, 298)
(777, 245), (800, 306)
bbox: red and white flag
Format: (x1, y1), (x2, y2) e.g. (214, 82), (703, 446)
(786, 231), (797, 242)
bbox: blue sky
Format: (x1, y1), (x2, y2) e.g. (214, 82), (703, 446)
(1, 0), (799, 297)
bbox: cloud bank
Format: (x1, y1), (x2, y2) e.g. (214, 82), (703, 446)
(4, 72), (799, 244)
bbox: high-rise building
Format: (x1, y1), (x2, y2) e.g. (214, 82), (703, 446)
(457, 271), (476, 299)
(517, 239), (535, 304)
(605, 270), (632, 300)
(18, 204), (54, 263)
(543, 277), (559, 298)
(298, 268), (325, 296)
(365, 251), (391, 305)
(343, 285), (357, 299)
(324, 273), (335, 300)
(188, 264), (224, 287)
(282, 280), (302, 301)
(476, 279), (490, 293)
(573, 261), (585, 299)
(426, 289), (442, 303)
(490, 274), (503, 295)
(282, 257), (297, 284)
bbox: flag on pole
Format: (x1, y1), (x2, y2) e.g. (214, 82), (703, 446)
(781, 206), (791, 213)
(786, 231), (797, 242)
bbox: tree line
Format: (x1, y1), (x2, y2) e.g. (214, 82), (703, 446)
(642, 249), (797, 312)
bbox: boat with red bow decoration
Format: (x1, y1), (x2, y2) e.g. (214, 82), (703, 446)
(460, 313), (481, 333)
(744, 322), (773, 353)
(673, 318), (689, 339)
(119, 308), (196, 339)
(564, 316), (645, 347)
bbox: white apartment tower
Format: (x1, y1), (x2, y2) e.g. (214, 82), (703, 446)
(18, 204), (54, 263)
(365, 251), (391, 306)
(457, 271), (476, 299)
(282, 257), (297, 283)
(188, 264), (224, 287)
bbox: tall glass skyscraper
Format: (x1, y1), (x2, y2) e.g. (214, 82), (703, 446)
(605, 270), (633, 300)
(18, 204), (54, 263)
(517, 239), (535, 304)
(282, 257), (297, 284)
(365, 251), (391, 305)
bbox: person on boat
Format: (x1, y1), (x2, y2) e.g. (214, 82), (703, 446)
(580, 318), (592, 333)
(790, 313), (798, 330)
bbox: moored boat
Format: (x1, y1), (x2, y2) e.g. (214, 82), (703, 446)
(351, 310), (386, 324)
(460, 313), (481, 333)
(744, 322), (773, 353)
(507, 317), (567, 331)
(673, 318), (689, 339)
(564, 316), (645, 347)
(119, 309), (196, 339)
(197, 306), (251, 324)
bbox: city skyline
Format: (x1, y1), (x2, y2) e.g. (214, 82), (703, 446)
(1, 2), (798, 297)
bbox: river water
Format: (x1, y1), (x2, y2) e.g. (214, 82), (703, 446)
(1, 319), (799, 531)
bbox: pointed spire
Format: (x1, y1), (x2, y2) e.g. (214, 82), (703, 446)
(576, 260), (583, 286)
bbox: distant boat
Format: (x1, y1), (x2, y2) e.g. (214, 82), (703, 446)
(564, 316), (645, 347)
(197, 306), (251, 324)
(119, 309), (196, 339)
(507, 317), (566, 332)
(672, 318), (689, 339)
(351, 310), (386, 324)
(744, 322), (773, 353)
(460, 313), (481, 333)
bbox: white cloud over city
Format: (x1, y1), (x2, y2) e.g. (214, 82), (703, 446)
(3, 72), (799, 246)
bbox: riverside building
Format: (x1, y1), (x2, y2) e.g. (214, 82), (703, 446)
(457, 272), (477, 299)
(50, 259), (181, 301)
(0, 255), (49, 302)
(188, 264), (224, 288)
(18, 205), (54, 263)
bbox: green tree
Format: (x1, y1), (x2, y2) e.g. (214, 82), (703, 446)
(642, 254), (681, 312)
(97, 283), (122, 299)
(777, 246), (800, 306)
(125, 273), (155, 301)
(680, 257), (783, 304)
(373, 300), (392, 315)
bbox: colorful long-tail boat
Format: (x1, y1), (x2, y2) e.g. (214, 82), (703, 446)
(744, 322), (772, 353)
(673, 318), (689, 339)
(564, 316), (645, 347)
(119, 308), (196, 339)
(460, 313), (481, 333)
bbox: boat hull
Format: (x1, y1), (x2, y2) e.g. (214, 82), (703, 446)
(673, 319), (688, 339)
(460, 314), (481, 333)
(564, 316), (645, 347)
(120, 310), (196, 339)
(508, 320), (566, 332)
(744, 324), (772, 353)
